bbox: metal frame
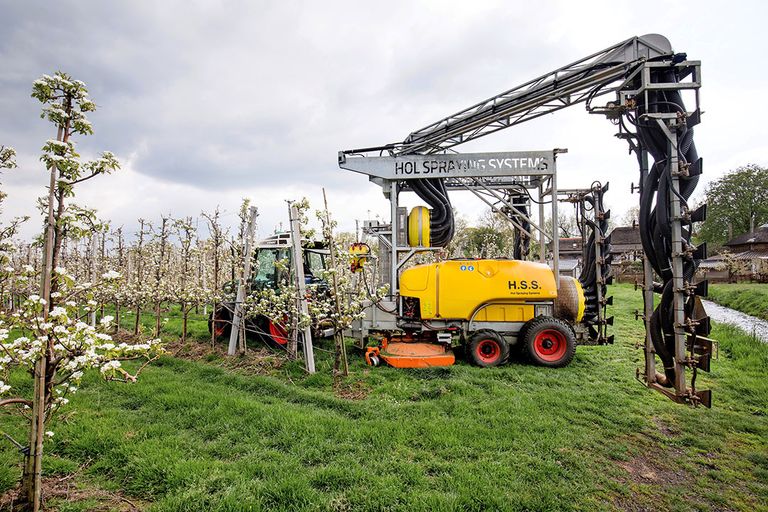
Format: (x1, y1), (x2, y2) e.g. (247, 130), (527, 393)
(550, 185), (613, 344)
(339, 150), (563, 295)
(338, 34), (710, 405)
(341, 35), (673, 159)
(602, 58), (710, 406)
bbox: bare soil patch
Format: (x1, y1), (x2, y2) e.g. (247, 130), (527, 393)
(1, 476), (148, 511)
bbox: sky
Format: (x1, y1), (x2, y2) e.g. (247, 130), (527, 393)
(1, 0), (766, 241)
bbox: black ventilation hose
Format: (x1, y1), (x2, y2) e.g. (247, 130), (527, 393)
(510, 194), (530, 260)
(578, 183), (612, 332)
(634, 61), (707, 386)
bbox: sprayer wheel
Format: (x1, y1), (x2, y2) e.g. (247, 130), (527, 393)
(523, 316), (576, 368)
(467, 330), (509, 367)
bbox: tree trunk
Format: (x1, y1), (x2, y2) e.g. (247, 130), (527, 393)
(154, 301), (161, 337)
(21, 356), (47, 511)
(115, 300), (121, 334)
(20, 119), (65, 510)
(182, 306), (188, 342)
(134, 306), (141, 335)
(210, 305), (216, 348)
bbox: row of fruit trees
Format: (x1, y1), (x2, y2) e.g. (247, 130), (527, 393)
(0, 69), (550, 511)
(0, 72), (378, 511)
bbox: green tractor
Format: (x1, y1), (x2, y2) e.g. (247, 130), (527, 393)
(208, 232), (332, 347)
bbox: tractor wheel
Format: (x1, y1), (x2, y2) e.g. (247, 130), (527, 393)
(257, 315), (290, 349)
(523, 316), (576, 368)
(467, 330), (509, 367)
(209, 304), (232, 341)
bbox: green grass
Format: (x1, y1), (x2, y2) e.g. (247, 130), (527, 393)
(709, 283), (768, 321)
(114, 303), (212, 340)
(1, 285), (766, 511)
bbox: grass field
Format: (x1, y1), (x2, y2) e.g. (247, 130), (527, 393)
(1, 284), (767, 511)
(709, 283), (768, 321)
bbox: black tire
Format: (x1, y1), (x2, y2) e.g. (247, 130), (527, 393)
(209, 304), (233, 341)
(255, 315), (291, 349)
(523, 316), (576, 368)
(511, 322), (530, 359)
(467, 330), (509, 367)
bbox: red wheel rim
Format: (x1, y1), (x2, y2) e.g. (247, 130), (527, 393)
(533, 329), (567, 362)
(476, 339), (501, 364)
(268, 320), (289, 345)
(214, 322), (226, 337)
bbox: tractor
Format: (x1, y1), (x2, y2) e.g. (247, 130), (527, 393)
(208, 232), (333, 347)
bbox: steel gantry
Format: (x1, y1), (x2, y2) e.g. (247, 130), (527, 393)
(340, 34), (712, 406)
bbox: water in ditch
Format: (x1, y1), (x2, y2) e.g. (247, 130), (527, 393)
(701, 299), (768, 343)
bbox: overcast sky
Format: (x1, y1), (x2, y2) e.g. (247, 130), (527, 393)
(1, 0), (766, 241)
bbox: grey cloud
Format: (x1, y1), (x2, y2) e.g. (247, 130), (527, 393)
(0, 0), (568, 194)
(1, 0), (767, 238)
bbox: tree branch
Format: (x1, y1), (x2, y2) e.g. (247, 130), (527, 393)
(0, 397), (33, 408)
(66, 171), (101, 187)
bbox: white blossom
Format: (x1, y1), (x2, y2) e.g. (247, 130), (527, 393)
(100, 360), (121, 374)
(101, 270), (121, 280)
(49, 306), (68, 319)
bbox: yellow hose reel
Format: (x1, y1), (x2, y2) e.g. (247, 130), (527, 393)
(407, 206), (430, 248)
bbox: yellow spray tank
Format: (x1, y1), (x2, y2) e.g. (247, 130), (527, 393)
(363, 259), (587, 370)
(399, 259), (584, 323)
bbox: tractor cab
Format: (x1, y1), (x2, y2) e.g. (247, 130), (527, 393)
(250, 232), (329, 291)
(210, 232), (331, 347)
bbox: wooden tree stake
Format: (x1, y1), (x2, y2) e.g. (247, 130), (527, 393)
(228, 206), (258, 356)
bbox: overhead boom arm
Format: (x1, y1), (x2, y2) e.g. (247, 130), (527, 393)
(340, 34), (673, 159)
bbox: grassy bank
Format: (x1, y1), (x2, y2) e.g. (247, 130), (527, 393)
(1, 285), (766, 511)
(709, 283), (768, 321)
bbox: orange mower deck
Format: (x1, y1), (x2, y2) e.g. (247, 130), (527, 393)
(367, 341), (455, 368)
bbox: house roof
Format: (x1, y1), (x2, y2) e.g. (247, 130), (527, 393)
(547, 237), (583, 254)
(609, 226), (642, 246)
(732, 249), (768, 260)
(702, 249), (768, 263)
(725, 225), (768, 247)
(559, 237), (582, 251)
(558, 258), (580, 270)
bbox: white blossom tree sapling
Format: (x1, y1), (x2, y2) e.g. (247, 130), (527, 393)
(4, 72), (156, 511)
(171, 217), (208, 342)
(201, 208), (227, 346)
(0, 270), (165, 504)
(0, 145), (29, 313)
(149, 216), (172, 337)
(128, 219), (150, 335)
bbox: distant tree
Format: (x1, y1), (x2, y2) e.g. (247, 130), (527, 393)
(150, 215), (172, 337)
(171, 216), (208, 342)
(699, 164), (768, 248)
(463, 226), (508, 258)
(201, 207), (227, 346)
(620, 206), (640, 227)
(545, 211), (579, 238)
